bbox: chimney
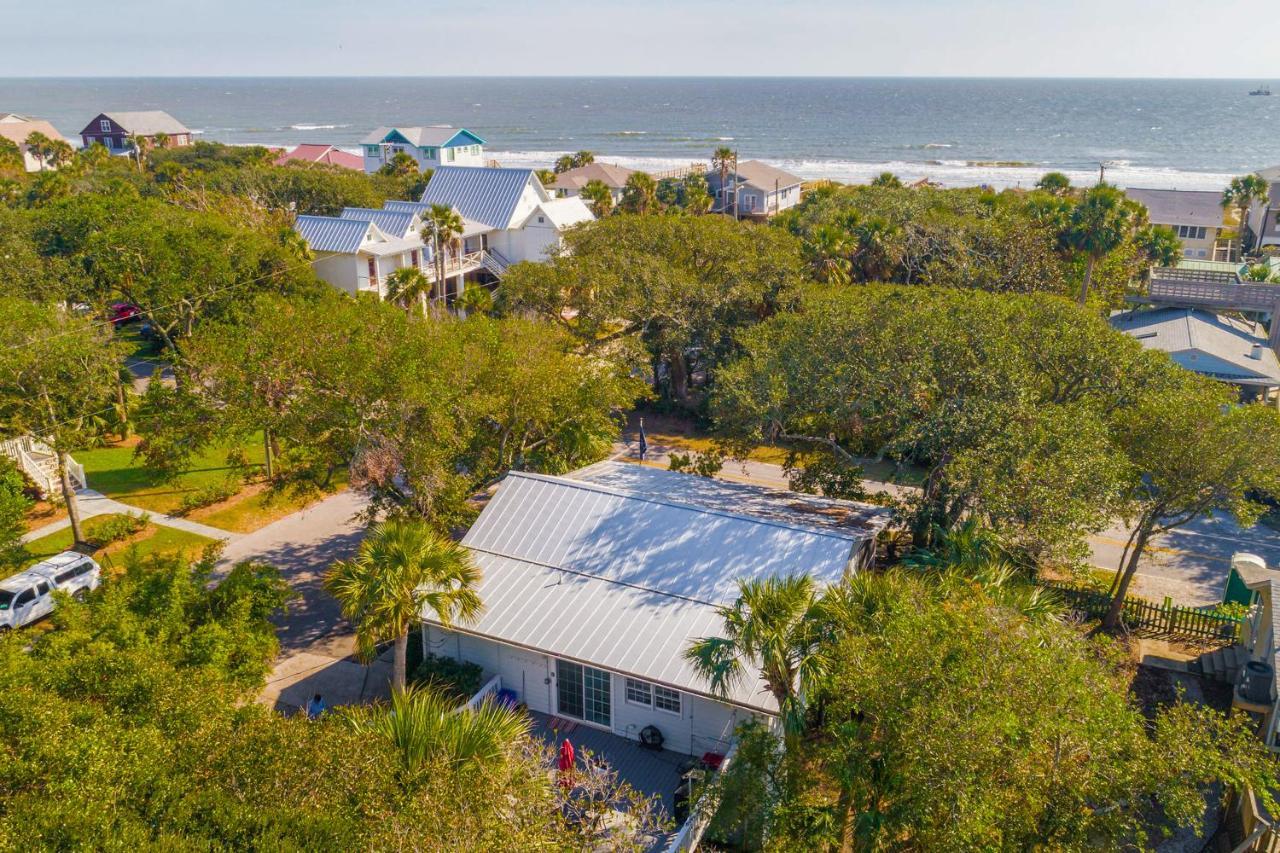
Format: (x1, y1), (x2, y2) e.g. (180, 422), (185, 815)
(1251, 343), (1265, 360)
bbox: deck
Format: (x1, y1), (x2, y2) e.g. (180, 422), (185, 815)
(528, 710), (689, 820)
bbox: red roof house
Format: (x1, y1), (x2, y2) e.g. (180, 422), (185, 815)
(275, 144), (362, 171)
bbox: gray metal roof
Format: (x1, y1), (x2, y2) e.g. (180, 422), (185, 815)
(339, 207), (418, 238)
(427, 465), (885, 711)
(294, 215), (375, 254)
(709, 159), (803, 192)
(383, 200), (431, 215)
(572, 462), (892, 539)
(359, 125), (485, 147)
(89, 110), (190, 136)
(1124, 188), (1225, 229)
(419, 166), (539, 230)
(1110, 307), (1280, 386)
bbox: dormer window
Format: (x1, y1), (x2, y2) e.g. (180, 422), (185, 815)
(99, 119), (111, 132)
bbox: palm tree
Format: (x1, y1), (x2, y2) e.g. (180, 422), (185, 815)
(571, 150), (595, 169)
(1035, 171), (1072, 196)
(553, 154), (576, 174)
(456, 284), (494, 316)
(353, 684), (529, 775)
(534, 168), (558, 188)
(1223, 173), (1270, 259)
(151, 131), (170, 150)
(385, 267), (432, 317)
(23, 131), (52, 171)
(579, 179), (614, 217)
(681, 173), (713, 215)
(685, 574), (828, 734)
(851, 216), (902, 281)
(124, 133), (151, 172)
(325, 519), (483, 691)
(711, 146), (736, 212)
(1134, 224), (1182, 275)
(620, 172), (658, 215)
(422, 204), (465, 304)
(870, 171), (903, 188)
(1061, 184), (1135, 304)
(803, 225), (852, 285)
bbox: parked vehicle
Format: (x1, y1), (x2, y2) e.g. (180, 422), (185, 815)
(108, 302), (140, 324)
(0, 552), (101, 630)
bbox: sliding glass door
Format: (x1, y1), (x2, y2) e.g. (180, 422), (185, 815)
(556, 660), (611, 727)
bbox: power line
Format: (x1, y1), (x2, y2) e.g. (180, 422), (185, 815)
(2, 249), (344, 354)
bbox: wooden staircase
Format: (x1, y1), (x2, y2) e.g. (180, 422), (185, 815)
(0, 436), (85, 499)
(1194, 644), (1250, 684)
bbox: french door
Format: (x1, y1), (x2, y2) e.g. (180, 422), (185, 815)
(556, 660), (611, 727)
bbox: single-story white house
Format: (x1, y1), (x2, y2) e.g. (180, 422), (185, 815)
(361, 126), (486, 174)
(421, 462), (892, 757)
(705, 159), (803, 218)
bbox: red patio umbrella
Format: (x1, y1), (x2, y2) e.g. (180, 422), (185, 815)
(557, 738), (575, 788)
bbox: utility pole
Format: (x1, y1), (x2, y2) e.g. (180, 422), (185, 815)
(1097, 161), (1107, 185)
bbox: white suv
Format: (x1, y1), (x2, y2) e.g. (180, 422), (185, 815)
(0, 552), (101, 630)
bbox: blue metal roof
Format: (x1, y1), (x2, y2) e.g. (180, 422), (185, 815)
(383, 200), (431, 215)
(339, 207), (417, 238)
(294, 215), (372, 254)
(419, 166), (536, 230)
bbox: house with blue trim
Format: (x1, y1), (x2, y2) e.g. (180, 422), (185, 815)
(360, 125), (486, 174)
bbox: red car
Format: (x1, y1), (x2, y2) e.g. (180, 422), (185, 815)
(108, 302), (140, 324)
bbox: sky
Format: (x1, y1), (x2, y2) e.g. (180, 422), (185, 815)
(1, 0), (1277, 78)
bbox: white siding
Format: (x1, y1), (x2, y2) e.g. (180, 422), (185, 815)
(427, 629), (760, 756)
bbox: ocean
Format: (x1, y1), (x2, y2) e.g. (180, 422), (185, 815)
(1, 77), (1276, 190)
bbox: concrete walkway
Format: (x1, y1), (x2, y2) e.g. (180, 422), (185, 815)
(20, 488), (241, 544)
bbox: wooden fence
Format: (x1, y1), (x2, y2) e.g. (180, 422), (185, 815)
(1039, 580), (1242, 643)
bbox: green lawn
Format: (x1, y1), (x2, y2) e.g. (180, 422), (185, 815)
(23, 515), (219, 565)
(77, 437), (266, 516)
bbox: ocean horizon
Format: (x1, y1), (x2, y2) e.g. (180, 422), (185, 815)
(2, 76), (1276, 190)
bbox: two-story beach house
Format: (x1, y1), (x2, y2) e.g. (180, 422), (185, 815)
(1246, 166), (1280, 253)
(79, 111), (192, 154)
(420, 462), (891, 758)
(1124, 187), (1233, 261)
(360, 126), (486, 174)
(0, 113), (70, 172)
(706, 159), (803, 218)
(293, 167), (592, 300)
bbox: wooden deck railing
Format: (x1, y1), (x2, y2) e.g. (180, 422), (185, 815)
(1039, 580), (1242, 643)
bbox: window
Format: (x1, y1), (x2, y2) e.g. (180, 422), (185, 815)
(625, 678), (652, 706)
(36, 582), (49, 596)
(99, 119), (111, 132)
(654, 685), (681, 714)
(1176, 225), (1207, 240)
(422, 147), (436, 159)
(55, 570), (75, 585)
(14, 588), (34, 607)
(0, 591), (13, 611)
(365, 145), (381, 158)
(446, 147), (455, 162)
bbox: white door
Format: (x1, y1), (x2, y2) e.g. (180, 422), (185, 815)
(506, 649), (551, 713)
(12, 586), (38, 626)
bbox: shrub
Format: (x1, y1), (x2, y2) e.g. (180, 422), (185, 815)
(175, 475), (241, 516)
(409, 653), (483, 703)
(84, 512), (149, 548)
(668, 448), (725, 478)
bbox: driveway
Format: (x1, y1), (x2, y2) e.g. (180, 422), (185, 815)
(214, 489), (392, 712)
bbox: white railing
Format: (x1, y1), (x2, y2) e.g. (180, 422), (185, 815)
(461, 674), (503, 713)
(665, 738), (740, 853)
(0, 436), (84, 496)
(426, 251), (485, 282)
(480, 249), (510, 278)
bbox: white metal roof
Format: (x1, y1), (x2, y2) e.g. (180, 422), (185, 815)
(420, 166), (543, 230)
(294, 215), (378, 254)
(426, 465), (884, 712)
(530, 196), (595, 230)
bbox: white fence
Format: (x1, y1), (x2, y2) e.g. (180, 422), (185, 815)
(664, 737), (741, 853)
